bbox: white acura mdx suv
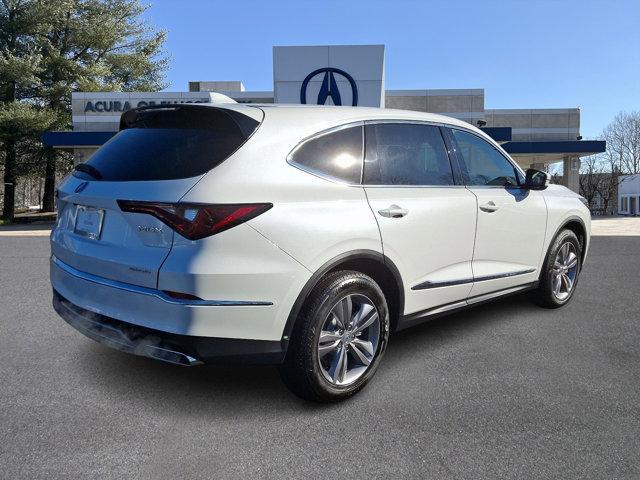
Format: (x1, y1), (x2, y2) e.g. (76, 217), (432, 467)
(50, 103), (590, 402)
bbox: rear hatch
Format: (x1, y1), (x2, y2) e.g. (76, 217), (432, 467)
(51, 105), (263, 288)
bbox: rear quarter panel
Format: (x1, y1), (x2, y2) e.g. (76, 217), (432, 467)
(179, 110), (383, 273)
(175, 110), (383, 339)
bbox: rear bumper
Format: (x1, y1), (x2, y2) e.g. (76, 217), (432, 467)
(53, 290), (285, 364)
(50, 255), (290, 341)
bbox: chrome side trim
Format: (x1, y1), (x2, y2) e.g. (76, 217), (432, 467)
(399, 281), (538, 331)
(411, 277), (473, 290)
(473, 268), (536, 282)
(363, 119), (449, 127)
(412, 268), (536, 290)
(363, 184), (469, 189)
(51, 255), (273, 307)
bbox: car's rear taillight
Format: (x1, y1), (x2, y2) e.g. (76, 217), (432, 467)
(117, 200), (272, 240)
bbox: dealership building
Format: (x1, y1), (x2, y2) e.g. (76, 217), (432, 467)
(43, 44), (605, 193)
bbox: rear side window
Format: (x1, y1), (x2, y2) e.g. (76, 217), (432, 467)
(288, 125), (363, 184)
(364, 123), (454, 185)
(449, 128), (522, 187)
(73, 106), (261, 181)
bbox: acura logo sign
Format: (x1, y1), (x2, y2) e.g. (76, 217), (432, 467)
(300, 68), (358, 106)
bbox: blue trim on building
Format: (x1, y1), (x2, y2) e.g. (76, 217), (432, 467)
(480, 127), (512, 142)
(502, 140), (606, 155)
(42, 131), (116, 147)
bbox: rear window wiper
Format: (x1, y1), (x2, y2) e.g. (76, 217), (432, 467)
(74, 163), (103, 180)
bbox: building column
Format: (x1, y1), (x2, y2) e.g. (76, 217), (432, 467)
(562, 156), (580, 193)
(531, 162), (547, 172)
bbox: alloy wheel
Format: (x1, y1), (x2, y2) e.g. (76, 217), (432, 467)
(317, 294), (381, 386)
(551, 242), (579, 301)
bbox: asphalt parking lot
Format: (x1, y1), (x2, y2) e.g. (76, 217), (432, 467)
(1, 234), (639, 479)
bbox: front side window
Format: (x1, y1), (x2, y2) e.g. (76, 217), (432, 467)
(288, 125), (363, 183)
(450, 128), (522, 187)
(364, 123), (454, 185)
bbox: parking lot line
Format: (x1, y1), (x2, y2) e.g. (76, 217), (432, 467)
(0, 230), (51, 237)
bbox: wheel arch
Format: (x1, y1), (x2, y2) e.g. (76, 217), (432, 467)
(556, 216), (588, 267)
(543, 215), (588, 272)
(281, 250), (404, 353)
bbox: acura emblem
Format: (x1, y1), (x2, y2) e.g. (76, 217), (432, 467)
(300, 67), (358, 106)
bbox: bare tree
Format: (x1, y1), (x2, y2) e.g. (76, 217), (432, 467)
(578, 152), (618, 214)
(603, 111), (640, 174)
(579, 154), (604, 211)
(596, 168), (620, 214)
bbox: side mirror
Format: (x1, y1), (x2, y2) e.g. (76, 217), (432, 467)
(524, 168), (550, 190)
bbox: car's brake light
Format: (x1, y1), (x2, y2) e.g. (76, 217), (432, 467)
(117, 200), (272, 240)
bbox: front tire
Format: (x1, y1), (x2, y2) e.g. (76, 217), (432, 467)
(279, 270), (390, 402)
(532, 229), (582, 308)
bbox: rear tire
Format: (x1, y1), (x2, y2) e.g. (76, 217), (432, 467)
(279, 270), (390, 402)
(532, 229), (582, 308)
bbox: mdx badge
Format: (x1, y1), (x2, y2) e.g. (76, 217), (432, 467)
(137, 225), (164, 234)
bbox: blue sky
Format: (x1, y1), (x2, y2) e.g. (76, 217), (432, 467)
(145, 0), (639, 139)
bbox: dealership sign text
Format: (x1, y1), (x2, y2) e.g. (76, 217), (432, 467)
(84, 99), (210, 113)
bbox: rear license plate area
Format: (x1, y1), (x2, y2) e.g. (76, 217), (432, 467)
(74, 205), (105, 240)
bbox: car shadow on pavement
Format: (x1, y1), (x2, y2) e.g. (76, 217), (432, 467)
(73, 293), (539, 412)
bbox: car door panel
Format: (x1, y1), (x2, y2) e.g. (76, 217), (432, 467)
(365, 187), (477, 314)
(362, 122), (478, 316)
(446, 127), (548, 298)
(468, 187), (547, 296)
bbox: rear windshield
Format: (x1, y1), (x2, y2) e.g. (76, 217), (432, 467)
(73, 106), (261, 181)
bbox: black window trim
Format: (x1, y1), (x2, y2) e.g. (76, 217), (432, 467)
(438, 125), (465, 186)
(286, 121), (365, 186)
(286, 119), (524, 189)
(361, 119), (464, 189)
(444, 125), (527, 189)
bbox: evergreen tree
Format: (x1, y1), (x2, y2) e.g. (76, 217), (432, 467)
(0, 0), (167, 221)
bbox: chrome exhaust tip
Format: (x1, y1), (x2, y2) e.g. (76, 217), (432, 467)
(142, 344), (202, 366)
(53, 291), (203, 367)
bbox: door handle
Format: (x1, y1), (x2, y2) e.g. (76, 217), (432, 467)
(479, 201), (499, 213)
(378, 205), (409, 218)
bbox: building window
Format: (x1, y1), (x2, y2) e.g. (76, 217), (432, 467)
(592, 195), (601, 209)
